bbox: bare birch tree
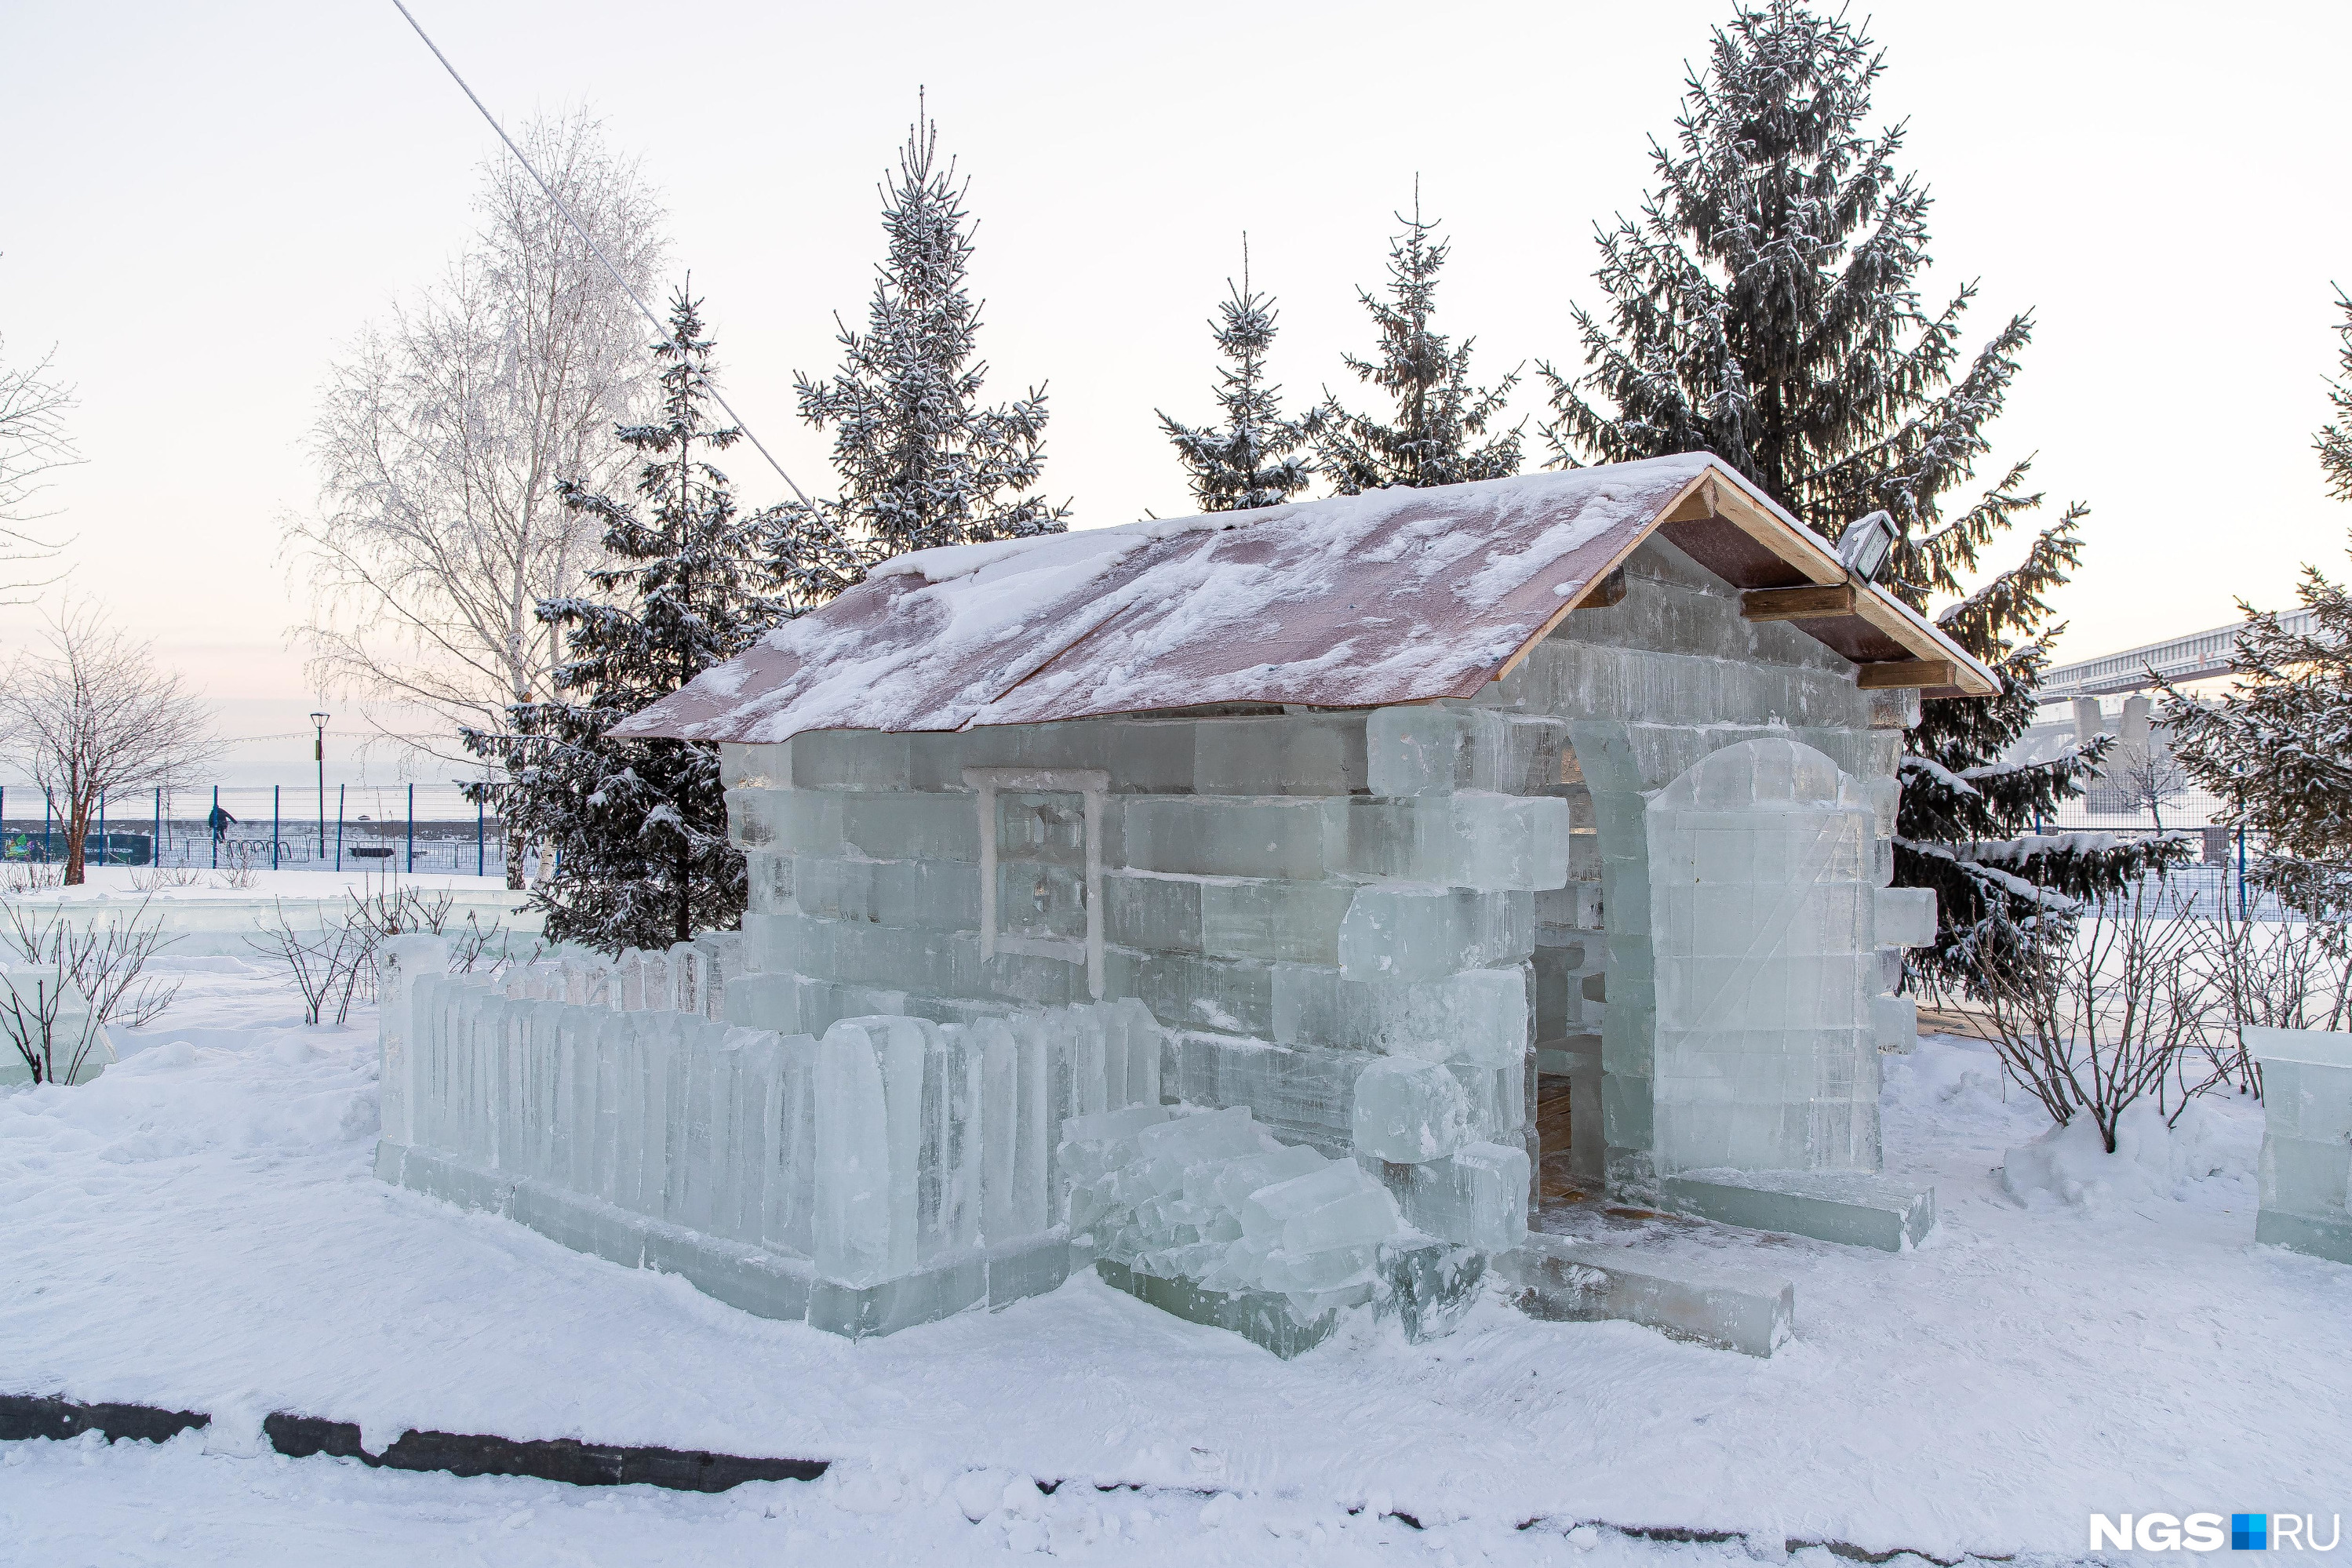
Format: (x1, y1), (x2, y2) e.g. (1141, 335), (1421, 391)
(0, 332), (73, 595)
(0, 602), (220, 886)
(286, 112), (667, 886)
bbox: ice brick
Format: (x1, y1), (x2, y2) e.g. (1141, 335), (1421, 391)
(1873, 886), (1937, 950)
(1662, 1169), (1935, 1252)
(1350, 1057), (1471, 1164)
(1322, 794), (1570, 890)
(1365, 704), (1507, 797)
(1124, 798), (1327, 879)
(1273, 965), (1530, 1068)
(1337, 886), (1534, 981)
(1870, 994), (1917, 1053)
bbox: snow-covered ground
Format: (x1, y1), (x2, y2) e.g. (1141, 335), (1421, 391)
(4, 957), (2349, 1565)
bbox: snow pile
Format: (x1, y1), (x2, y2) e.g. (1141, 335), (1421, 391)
(1063, 1104), (1406, 1317)
(1999, 1099), (2241, 1208)
(3, 1013), (378, 1161)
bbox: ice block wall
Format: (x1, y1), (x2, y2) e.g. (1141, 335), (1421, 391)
(1485, 535), (1910, 1199)
(1645, 737), (1880, 1173)
(716, 704), (1571, 1253)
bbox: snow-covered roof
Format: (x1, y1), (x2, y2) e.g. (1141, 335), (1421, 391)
(615, 453), (1997, 745)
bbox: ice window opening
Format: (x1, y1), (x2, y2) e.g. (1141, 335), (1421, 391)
(964, 766), (1109, 998)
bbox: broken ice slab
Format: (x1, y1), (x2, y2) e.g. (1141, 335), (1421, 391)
(1096, 1234), (1483, 1357)
(1350, 1057), (1471, 1164)
(1125, 1106), (1267, 1195)
(1094, 1256), (1346, 1359)
(1496, 1234), (1794, 1358)
(1273, 964), (1531, 1068)
(1336, 886), (1535, 982)
(1375, 1237), (1486, 1344)
(1239, 1160), (1401, 1252)
(1375, 1141), (1530, 1252)
(1185, 1144), (1326, 1214)
(1873, 886), (1937, 950)
(1660, 1168), (1935, 1252)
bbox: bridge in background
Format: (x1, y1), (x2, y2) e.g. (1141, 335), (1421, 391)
(2037, 609), (2317, 700)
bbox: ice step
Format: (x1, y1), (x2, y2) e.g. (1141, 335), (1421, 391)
(1660, 1169), (1935, 1252)
(1495, 1233), (1794, 1357)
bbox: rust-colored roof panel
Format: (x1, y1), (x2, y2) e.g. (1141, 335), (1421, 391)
(615, 454), (1995, 744)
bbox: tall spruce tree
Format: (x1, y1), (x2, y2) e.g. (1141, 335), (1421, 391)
(467, 289), (789, 951)
(1541, 0), (2175, 992)
(1158, 242), (1312, 512)
(1310, 185), (1524, 494)
(784, 104), (1068, 562)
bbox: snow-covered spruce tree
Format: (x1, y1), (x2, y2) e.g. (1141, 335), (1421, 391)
(2163, 558), (2352, 906)
(781, 107), (1068, 565)
(465, 290), (788, 951)
(1157, 243), (1312, 512)
(1309, 187), (1523, 494)
(1540, 0), (2176, 993)
(2162, 295), (2352, 914)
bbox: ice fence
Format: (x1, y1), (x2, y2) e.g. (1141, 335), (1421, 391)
(373, 934), (1163, 1337)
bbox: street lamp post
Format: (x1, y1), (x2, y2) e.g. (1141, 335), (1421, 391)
(310, 711), (330, 861)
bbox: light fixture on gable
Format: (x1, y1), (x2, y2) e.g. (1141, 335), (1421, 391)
(1837, 510), (1899, 584)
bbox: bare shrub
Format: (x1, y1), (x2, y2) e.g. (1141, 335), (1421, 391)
(1978, 882), (2214, 1151)
(250, 900), (375, 1027)
(2184, 887), (2350, 1097)
(0, 896), (179, 1084)
(131, 864), (201, 892)
(211, 840), (259, 891)
(253, 878), (515, 1024)
(2, 860), (63, 896)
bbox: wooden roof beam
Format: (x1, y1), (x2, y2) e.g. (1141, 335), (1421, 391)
(1741, 584), (1856, 621)
(1856, 659), (1957, 690)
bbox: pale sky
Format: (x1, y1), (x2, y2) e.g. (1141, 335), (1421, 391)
(2, 0), (2347, 780)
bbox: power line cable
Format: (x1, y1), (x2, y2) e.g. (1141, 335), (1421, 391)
(387, 0), (814, 508)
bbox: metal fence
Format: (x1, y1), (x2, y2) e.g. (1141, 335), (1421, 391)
(0, 782), (533, 879)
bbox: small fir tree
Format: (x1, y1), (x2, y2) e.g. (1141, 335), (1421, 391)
(467, 289), (790, 951)
(783, 104), (1069, 564)
(1158, 241), (1312, 512)
(1310, 185), (1523, 494)
(1542, 0), (2175, 991)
